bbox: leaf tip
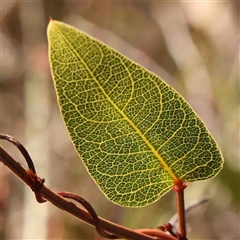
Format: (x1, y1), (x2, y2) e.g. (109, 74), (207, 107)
(47, 18), (57, 35)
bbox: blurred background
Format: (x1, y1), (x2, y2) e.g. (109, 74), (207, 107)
(1, 1), (239, 240)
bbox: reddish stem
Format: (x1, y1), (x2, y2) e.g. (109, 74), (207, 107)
(0, 145), (176, 240)
(174, 179), (188, 240)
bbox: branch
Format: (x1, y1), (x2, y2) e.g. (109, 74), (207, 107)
(0, 138), (177, 240)
(173, 179), (188, 240)
(169, 198), (209, 228)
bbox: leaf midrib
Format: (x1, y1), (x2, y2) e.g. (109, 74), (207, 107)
(52, 21), (178, 182)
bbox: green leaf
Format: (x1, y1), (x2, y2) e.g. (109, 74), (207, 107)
(47, 20), (223, 207)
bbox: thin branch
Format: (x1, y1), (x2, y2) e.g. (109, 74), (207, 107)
(58, 191), (118, 239)
(0, 144), (177, 240)
(173, 179), (188, 240)
(0, 134), (36, 173)
(169, 198), (209, 228)
(0, 134), (46, 203)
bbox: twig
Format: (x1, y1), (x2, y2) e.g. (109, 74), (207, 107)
(0, 135), (177, 240)
(169, 198), (209, 228)
(0, 134), (36, 173)
(58, 191), (118, 239)
(0, 134), (46, 203)
(174, 179), (188, 240)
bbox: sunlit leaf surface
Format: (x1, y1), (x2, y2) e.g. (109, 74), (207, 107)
(47, 20), (223, 207)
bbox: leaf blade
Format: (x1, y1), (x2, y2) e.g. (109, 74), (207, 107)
(47, 20), (223, 207)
